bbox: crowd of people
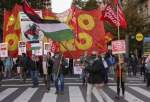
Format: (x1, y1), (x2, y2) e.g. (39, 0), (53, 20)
(0, 51), (150, 101)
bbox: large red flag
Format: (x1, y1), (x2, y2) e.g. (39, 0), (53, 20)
(3, 4), (22, 57)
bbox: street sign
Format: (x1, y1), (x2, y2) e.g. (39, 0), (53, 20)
(136, 33), (143, 41)
(112, 40), (126, 54)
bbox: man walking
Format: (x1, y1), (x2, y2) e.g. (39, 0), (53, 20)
(85, 51), (106, 102)
(53, 53), (65, 94)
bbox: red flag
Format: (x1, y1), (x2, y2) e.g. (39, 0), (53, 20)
(114, 0), (119, 5)
(101, 4), (127, 29)
(118, 6), (127, 29)
(101, 4), (119, 27)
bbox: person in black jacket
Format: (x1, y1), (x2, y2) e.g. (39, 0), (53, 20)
(29, 55), (39, 87)
(0, 58), (4, 87)
(43, 53), (53, 91)
(85, 51), (106, 102)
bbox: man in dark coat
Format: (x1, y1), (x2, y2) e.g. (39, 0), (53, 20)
(29, 55), (39, 87)
(85, 51), (106, 102)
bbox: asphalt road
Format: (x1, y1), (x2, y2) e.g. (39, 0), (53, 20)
(0, 75), (150, 102)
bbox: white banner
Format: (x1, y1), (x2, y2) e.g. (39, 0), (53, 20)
(73, 65), (83, 75)
(18, 41), (26, 55)
(19, 11), (43, 42)
(0, 43), (8, 57)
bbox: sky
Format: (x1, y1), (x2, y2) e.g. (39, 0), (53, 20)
(51, 0), (73, 13)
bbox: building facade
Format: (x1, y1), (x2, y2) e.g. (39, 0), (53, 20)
(138, 0), (150, 33)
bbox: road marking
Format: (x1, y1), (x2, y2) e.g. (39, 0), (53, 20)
(130, 86), (150, 98)
(2, 77), (80, 81)
(41, 88), (57, 102)
(93, 88), (104, 102)
(93, 88), (114, 102)
(13, 88), (38, 102)
(1, 83), (146, 87)
(109, 86), (144, 102)
(0, 88), (18, 101)
(69, 86), (85, 102)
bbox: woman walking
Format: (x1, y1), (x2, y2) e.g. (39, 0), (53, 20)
(115, 55), (127, 99)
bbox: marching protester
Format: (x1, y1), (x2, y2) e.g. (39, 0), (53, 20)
(105, 51), (116, 76)
(100, 53), (109, 84)
(115, 55), (127, 99)
(53, 53), (65, 94)
(80, 51), (88, 86)
(0, 57), (4, 87)
(129, 52), (138, 76)
(20, 53), (28, 83)
(145, 54), (150, 87)
(29, 55), (39, 88)
(141, 56), (146, 82)
(3, 56), (14, 78)
(42, 55), (48, 90)
(42, 53), (53, 91)
(16, 56), (23, 81)
(85, 51), (106, 102)
(46, 52), (54, 89)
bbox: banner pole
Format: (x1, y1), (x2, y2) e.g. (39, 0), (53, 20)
(116, 3), (122, 96)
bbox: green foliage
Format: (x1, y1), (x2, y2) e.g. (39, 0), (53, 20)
(104, 0), (145, 39)
(74, 0), (99, 10)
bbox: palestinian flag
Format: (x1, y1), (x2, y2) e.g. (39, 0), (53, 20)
(22, 0), (74, 41)
(26, 41), (41, 50)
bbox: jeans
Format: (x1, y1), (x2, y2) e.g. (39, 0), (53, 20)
(53, 73), (64, 92)
(30, 70), (39, 87)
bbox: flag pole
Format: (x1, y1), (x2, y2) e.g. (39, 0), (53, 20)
(116, 3), (122, 97)
(117, 4), (120, 40)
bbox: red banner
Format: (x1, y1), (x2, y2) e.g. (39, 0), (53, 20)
(3, 4), (22, 57)
(60, 7), (107, 58)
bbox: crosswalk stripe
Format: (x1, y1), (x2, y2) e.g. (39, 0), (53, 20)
(13, 88), (38, 102)
(93, 88), (114, 102)
(0, 88), (18, 101)
(69, 86), (85, 102)
(41, 88), (57, 102)
(93, 88), (104, 102)
(130, 86), (150, 98)
(109, 86), (144, 102)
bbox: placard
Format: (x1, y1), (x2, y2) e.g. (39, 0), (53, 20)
(18, 41), (26, 55)
(73, 65), (83, 75)
(112, 40), (126, 54)
(0, 43), (8, 57)
(32, 41), (43, 56)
